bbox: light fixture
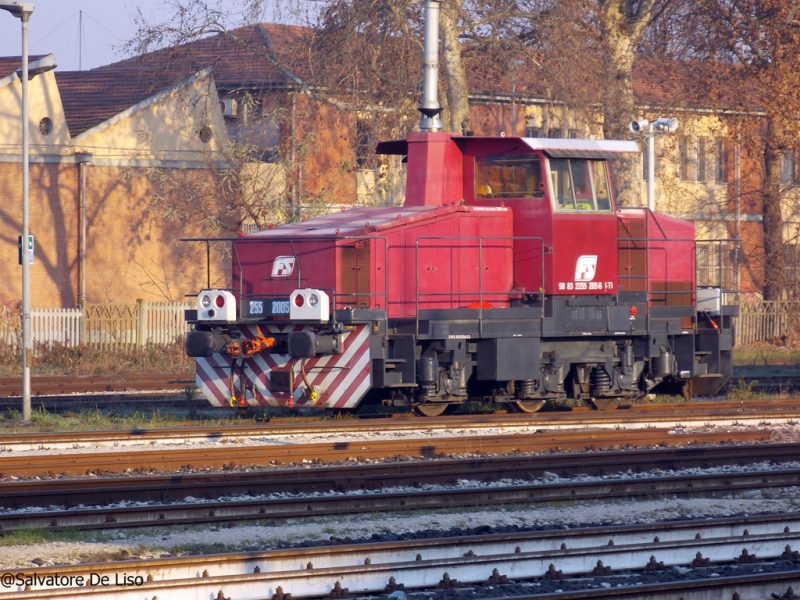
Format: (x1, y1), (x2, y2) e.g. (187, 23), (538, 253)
(16, 52), (56, 80)
(629, 116), (679, 211)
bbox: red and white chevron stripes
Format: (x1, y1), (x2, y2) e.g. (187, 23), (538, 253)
(195, 324), (372, 409)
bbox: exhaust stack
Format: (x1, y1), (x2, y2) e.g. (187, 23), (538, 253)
(418, 0), (444, 132)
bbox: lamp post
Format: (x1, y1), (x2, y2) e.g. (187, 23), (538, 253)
(630, 117), (679, 211)
(0, 1), (35, 421)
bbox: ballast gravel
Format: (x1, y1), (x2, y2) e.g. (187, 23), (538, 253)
(1, 481), (799, 568)
(1, 420), (798, 457)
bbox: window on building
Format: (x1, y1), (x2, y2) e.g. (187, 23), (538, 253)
(715, 140), (726, 183)
(568, 130), (579, 139)
(548, 129), (563, 139)
(526, 127), (542, 138)
(781, 151), (797, 186)
(356, 121), (374, 168)
(679, 136), (692, 181)
(697, 137), (708, 182)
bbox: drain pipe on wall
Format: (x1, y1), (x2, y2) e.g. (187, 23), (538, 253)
(75, 151), (92, 306)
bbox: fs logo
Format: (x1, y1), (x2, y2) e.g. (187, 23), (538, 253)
(272, 256), (296, 277)
(574, 255), (598, 282)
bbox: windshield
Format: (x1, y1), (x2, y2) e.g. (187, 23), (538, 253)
(475, 155), (544, 199)
(549, 158), (612, 212)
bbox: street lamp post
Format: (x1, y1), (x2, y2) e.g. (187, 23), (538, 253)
(0, 1), (35, 421)
(630, 117), (679, 211)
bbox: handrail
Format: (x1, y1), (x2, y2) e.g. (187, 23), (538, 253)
(413, 235), (547, 337)
(183, 235), (391, 319)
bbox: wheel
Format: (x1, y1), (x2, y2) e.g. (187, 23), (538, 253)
(413, 403), (450, 417)
(585, 397), (620, 411)
(513, 400), (546, 413)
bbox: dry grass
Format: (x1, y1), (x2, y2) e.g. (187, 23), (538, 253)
(0, 341), (194, 377)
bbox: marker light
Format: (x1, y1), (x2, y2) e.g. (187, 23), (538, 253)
(294, 294), (305, 307)
(215, 294), (225, 308)
(630, 305), (638, 317)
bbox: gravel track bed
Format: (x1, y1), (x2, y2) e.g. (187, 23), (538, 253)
(1, 420), (799, 457)
(3, 496), (800, 569)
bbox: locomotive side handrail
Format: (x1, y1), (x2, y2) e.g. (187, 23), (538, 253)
(413, 235), (547, 337)
(618, 235), (741, 309)
(182, 235), (392, 324)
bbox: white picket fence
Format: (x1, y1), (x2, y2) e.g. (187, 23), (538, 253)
(737, 301), (800, 346)
(0, 301), (192, 353)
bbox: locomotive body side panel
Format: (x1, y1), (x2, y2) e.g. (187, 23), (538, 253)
(551, 214), (618, 294)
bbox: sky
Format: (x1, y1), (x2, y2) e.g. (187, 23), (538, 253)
(0, 1), (176, 72)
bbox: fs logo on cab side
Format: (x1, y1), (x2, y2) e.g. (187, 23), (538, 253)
(272, 256), (296, 277)
(574, 255), (598, 282)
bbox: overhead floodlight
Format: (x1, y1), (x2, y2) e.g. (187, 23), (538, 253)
(628, 116), (679, 212)
(653, 117), (679, 133)
(0, 1), (33, 19)
(16, 53), (56, 80)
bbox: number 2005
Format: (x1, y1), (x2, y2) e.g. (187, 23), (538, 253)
(249, 300), (290, 315)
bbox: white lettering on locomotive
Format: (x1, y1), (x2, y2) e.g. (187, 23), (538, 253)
(574, 255), (598, 282)
(271, 256), (296, 277)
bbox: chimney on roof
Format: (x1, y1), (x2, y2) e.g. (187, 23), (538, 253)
(418, 0), (444, 132)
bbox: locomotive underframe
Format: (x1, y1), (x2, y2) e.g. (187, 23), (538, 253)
(188, 290), (736, 413)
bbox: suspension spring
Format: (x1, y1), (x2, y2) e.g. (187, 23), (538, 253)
(590, 367), (612, 397)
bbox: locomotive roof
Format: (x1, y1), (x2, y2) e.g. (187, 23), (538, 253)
(243, 205), (485, 239)
(376, 136), (639, 159)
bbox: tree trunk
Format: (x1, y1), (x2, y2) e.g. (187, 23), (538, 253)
(600, 26), (641, 207)
(762, 116), (787, 300)
(440, 0), (471, 134)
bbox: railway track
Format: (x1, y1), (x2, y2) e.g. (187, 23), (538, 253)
(0, 373), (193, 397)
(2, 513), (800, 599)
(0, 398), (798, 454)
(1, 442), (799, 532)
(0, 371), (794, 404)
(0, 427), (774, 477)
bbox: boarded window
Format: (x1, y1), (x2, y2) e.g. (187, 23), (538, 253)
(679, 136), (693, 181)
(697, 136), (708, 182)
(356, 121), (374, 168)
(715, 140), (726, 183)
(781, 151), (796, 185)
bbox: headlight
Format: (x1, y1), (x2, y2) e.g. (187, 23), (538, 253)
(308, 294), (319, 307)
(201, 295), (212, 308)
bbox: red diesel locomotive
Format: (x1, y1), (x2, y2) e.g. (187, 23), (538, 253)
(184, 2), (737, 415)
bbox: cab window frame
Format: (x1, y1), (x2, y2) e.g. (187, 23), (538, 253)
(474, 154), (545, 200)
(547, 157), (613, 213)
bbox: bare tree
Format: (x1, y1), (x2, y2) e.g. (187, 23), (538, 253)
(671, 0), (800, 300)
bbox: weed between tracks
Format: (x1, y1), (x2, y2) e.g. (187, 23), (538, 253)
(0, 341), (194, 377)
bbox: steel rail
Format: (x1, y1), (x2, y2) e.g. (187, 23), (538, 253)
(0, 374), (193, 397)
(2, 466), (799, 532)
(4, 513), (800, 593)
(2, 528), (800, 599)
(3, 442), (800, 509)
(2, 399), (798, 452)
(0, 429), (771, 477)
(470, 572), (800, 600)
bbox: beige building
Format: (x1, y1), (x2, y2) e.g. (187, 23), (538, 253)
(0, 57), (230, 308)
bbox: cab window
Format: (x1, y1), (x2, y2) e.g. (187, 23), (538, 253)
(475, 155), (544, 198)
(549, 157), (613, 212)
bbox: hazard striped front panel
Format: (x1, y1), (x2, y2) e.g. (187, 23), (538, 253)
(195, 324), (372, 409)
